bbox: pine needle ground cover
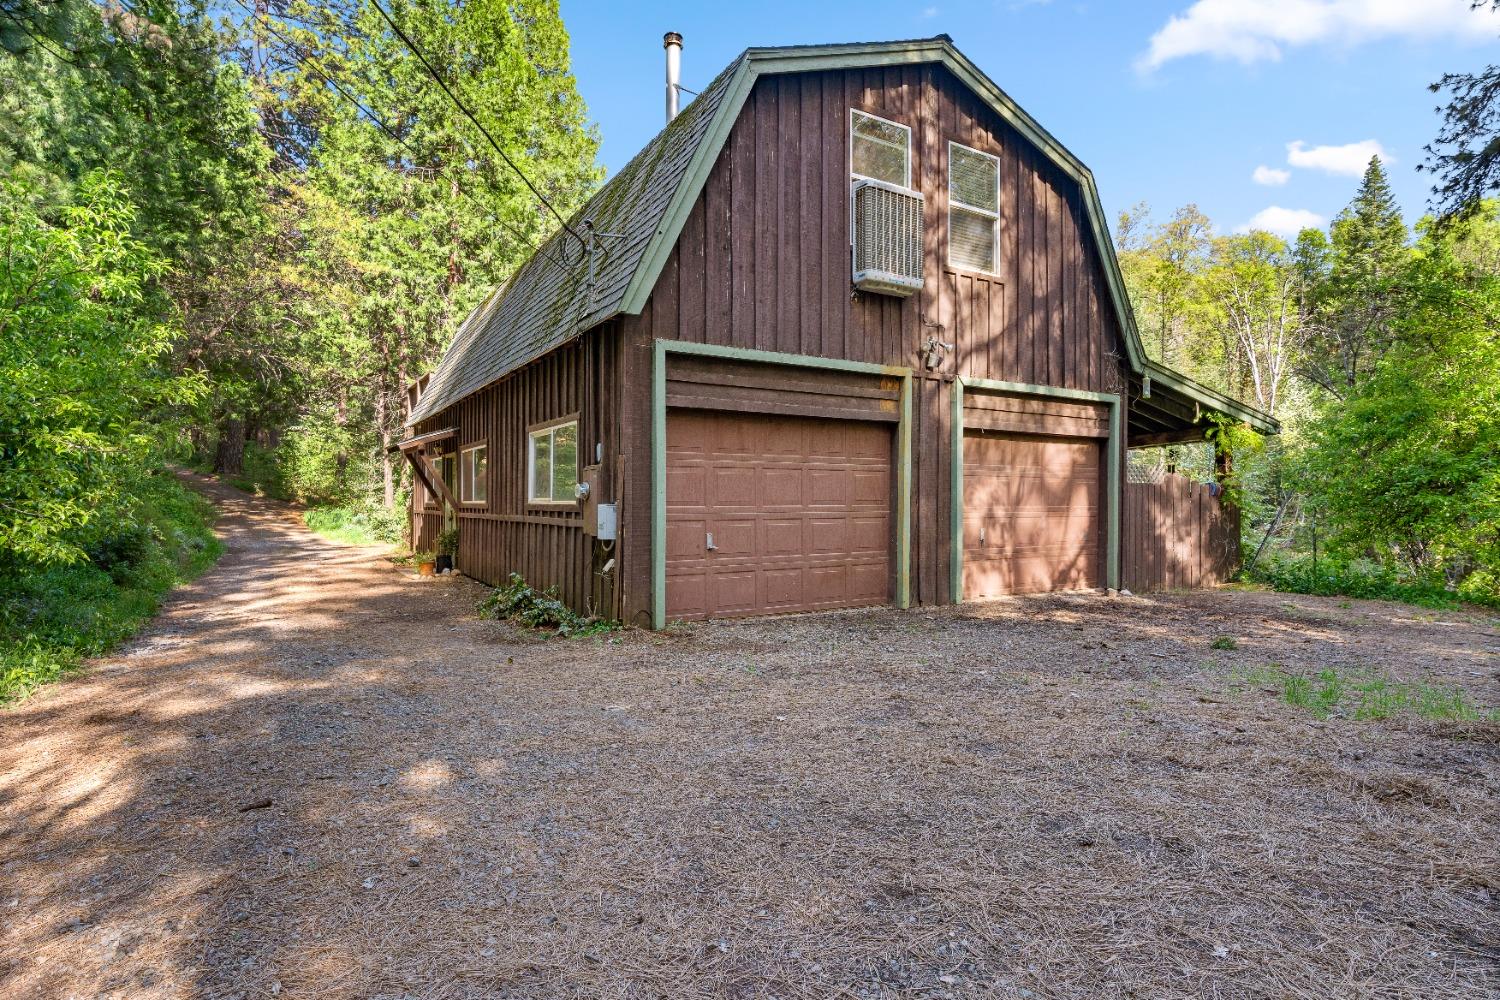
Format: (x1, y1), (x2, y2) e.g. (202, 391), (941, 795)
(2, 484), (1495, 1000)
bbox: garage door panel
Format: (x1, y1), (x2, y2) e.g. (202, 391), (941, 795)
(666, 410), (894, 621)
(668, 465), (707, 505)
(963, 431), (1102, 599)
(806, 469), (849, 505)
(761, 518), (804, 555)
(759, 468), (803, 506)
(852, 470), (890, 504)
(807, 517), (847, 553)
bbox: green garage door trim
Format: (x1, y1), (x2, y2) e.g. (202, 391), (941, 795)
(950, 377), (1121, 600)
(653, 339), (913, 630)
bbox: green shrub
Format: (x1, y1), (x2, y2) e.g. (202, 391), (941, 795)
(1247, 554), (1499, 610)
(224, 442), (290, 500)
(304, 502), (405, 546)
(0, 471), (222, 703)
(1210, 636), (1238, 650)
(478, 573), (616, 638)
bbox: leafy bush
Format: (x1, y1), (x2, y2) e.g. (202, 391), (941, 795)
(436, 528), (460, 556)
(304, 502), (405, 546)
(0, 471), (222, 703)
(478, 573), (616, 638)
(1247, 554), (1499, 609)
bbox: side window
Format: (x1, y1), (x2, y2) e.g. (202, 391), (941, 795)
(460, 443), (488, 504)
(528, 420), (578, 504)
(424, 451), (456, 507)
(850, 110), (911, 188)
(948, 142), (999, 273)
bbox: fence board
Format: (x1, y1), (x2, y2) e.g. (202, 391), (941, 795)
(1122, 473), (1239, 592)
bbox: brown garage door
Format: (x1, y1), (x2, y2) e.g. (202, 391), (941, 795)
(666, 410), (893, 620)
(963, 432), (1101, 599)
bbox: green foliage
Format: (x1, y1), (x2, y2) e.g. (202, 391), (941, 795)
(0, 172), (201, 568)
(478, 573), (616, 638)
(304, 502), (405, 547)
(1209, 636), (1238, 651)
(436, 528), (460, 557)
(0, 470), (221, 703)
(1247, 554), (1498, 610)
(1239, 664), (1497, 723)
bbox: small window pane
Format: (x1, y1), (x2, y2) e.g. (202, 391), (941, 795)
(851, 111), (909, 186)
(551, 423), (578, 500)
(464, 445), (487, 503)
(951, 145), (998, 213)
(531, 433), (551, 500)
(950, 206), (996, 272)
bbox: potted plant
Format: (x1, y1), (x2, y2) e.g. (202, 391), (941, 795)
(435, 528), (459, 573)
(413, 551), (437, 577)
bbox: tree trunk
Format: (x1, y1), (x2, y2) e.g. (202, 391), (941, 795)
(215, 417), (246, 476)
(375, 387), (395, 509)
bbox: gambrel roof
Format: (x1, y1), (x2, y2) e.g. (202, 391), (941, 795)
(409, 36), (1277, 435)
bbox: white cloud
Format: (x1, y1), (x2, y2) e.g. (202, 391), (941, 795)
(1138, 0), (1500, 71)
(1236, 206), (1326, 236)
(1286, 139), (1391, 176)
(1252, 165), (1290, 186)
(921, 5), (939, 16)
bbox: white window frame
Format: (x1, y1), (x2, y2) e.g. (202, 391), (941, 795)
(850, 109), (912, 189)
(459, 442), (488, 505)
(947, 141), (1000, 276)
(527, 418), (579, 506)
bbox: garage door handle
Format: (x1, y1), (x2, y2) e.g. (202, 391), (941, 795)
(706, 531), (717, 551)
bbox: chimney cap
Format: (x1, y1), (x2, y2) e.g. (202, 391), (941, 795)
(663, 31), (682, 47)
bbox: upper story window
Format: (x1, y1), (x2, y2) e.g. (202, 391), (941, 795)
(851, 110), (911, 188)
(460, 443), (488, 504)
(528, 419), (578, 505)
(948, 142), (1000, 274)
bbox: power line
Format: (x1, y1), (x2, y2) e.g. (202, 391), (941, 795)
(365, 0), (586, 249)
(231, 0), (570, 276)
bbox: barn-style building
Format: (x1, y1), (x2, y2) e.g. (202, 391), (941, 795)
(400, 35), (1277, 628)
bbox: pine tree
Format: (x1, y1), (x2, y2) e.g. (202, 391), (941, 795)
(1302, 156), (1410, 394)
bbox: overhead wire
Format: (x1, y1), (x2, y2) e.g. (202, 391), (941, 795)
(231, 0), (570, 276)
(366, 0), (587, 251)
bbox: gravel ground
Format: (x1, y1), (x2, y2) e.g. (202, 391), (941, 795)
(2, 474), (1498, 1000)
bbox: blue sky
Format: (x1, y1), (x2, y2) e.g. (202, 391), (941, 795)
(561, 0), (1500, 238)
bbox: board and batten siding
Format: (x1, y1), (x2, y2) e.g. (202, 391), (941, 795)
(411, 329), (623, 618)
(616, 65), (1131, 623)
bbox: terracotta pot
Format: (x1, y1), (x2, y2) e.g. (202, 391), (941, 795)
(417, 561), (437, 577)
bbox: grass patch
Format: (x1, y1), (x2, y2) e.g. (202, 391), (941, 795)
(304, 502), (404, 546)
(1210, 636), (1238, 651)
(1239, 664), (1498, 722)
(479, 573), (618, 638)
(1, 471), (222, 704)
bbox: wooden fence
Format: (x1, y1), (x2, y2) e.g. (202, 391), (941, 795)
(1121, 473), (1240, 592)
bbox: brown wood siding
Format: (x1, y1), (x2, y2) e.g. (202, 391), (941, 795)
(1121, 474), (1240, 592)
(409, 329), (622, 617)
(617, 65), (1130, 622)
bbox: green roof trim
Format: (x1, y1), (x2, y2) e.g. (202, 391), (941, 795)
(411, 34), (1274, 435)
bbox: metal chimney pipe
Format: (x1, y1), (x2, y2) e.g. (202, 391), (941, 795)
(664, 31), (682, 123)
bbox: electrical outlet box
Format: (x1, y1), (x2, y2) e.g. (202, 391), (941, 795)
(595, 503), (617, 542)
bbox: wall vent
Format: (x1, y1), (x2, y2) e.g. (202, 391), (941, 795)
(851, 178), (924, 297)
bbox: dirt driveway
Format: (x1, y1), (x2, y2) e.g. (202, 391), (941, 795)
(2, 476), (1497, 1000)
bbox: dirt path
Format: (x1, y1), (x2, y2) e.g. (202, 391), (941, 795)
(2, 476), (1497, 999)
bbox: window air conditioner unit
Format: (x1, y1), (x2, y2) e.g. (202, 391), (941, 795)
(851, 178), (924, 297)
